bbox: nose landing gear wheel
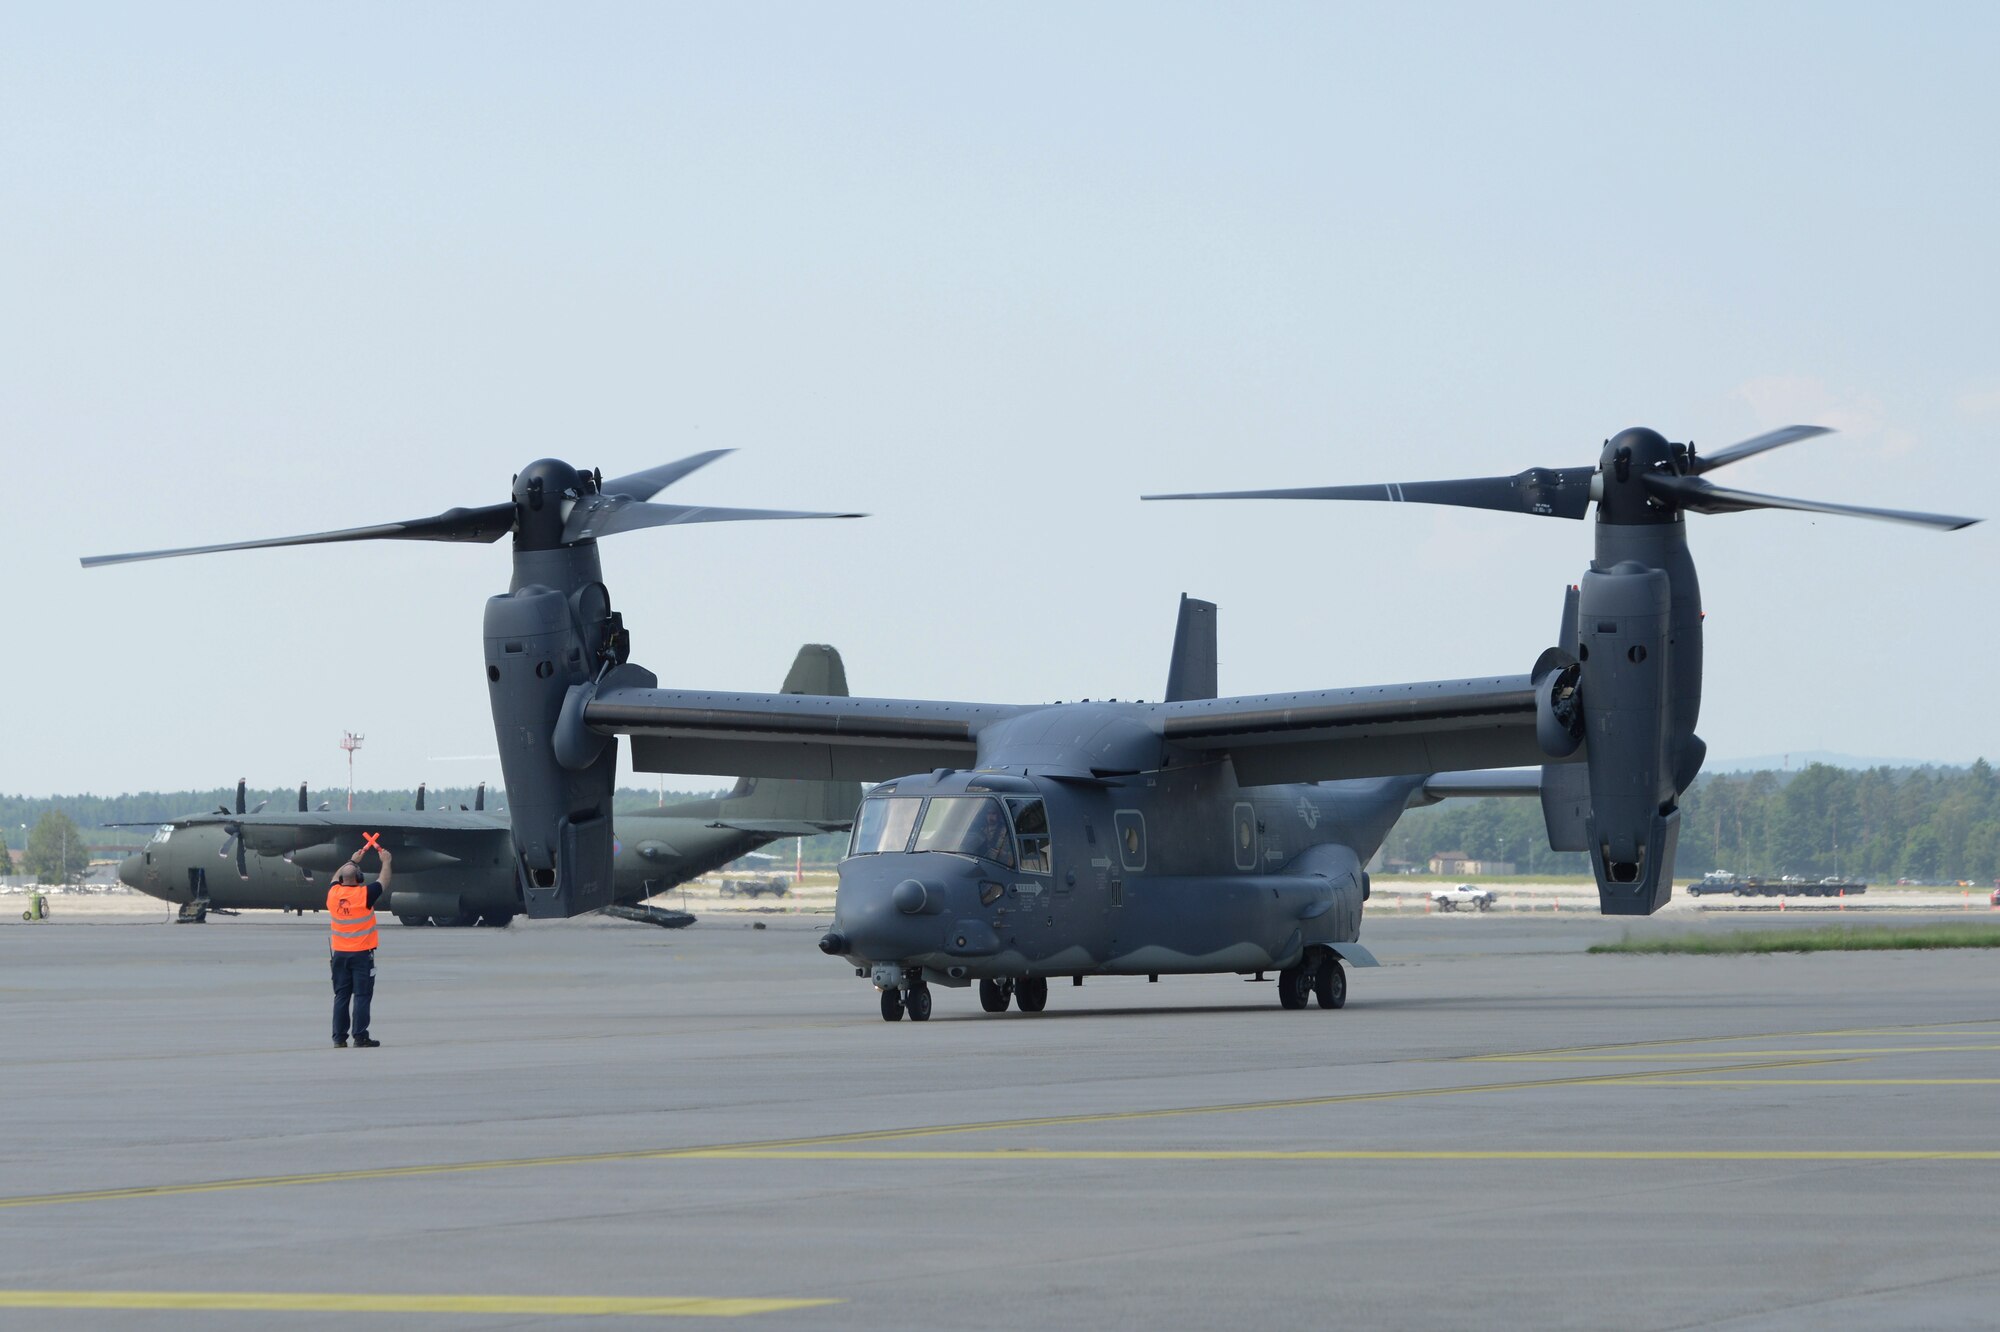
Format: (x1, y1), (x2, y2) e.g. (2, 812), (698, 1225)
(1277, 963), (1311, 1009)
(1314, 956), (1346, 1009)
(978, 978), (1013, 1013)
(879, 988), (905, 1022)
(905, 985), (933, 1022)
(1015, 976), (1048, 1012)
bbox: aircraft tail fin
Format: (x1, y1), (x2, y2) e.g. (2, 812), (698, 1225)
(662, 644), (861, 827)
(1163, 595), (1218, 702)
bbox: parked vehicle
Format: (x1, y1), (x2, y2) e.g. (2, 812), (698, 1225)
(1688, 870), (1864, 898)
(1431, 883), (1496, 912)
(720, 875), (791, 899)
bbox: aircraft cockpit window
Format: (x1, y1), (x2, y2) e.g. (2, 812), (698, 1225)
(151, 825), (174, 845)
(1007, 799), (1052, 874)
(849, 797), (923, 856)
(913, 797), (1016, 868)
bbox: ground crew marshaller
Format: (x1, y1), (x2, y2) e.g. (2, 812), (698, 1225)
(328, 845), (392, 1048)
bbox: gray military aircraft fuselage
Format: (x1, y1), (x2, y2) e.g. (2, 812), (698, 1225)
(821, 755), (1416, 1018)
(115, 642), (858, 926)
(118, 809), (800, 925)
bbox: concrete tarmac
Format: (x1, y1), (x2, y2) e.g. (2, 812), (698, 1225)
(2, 908), (1997, 1329)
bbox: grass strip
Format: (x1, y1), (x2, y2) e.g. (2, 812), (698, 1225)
(1589, 922), (2000, 956)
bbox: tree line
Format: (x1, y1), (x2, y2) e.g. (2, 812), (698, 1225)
(14, 765), (1997, 885)
(1382, 761), (2000, 883)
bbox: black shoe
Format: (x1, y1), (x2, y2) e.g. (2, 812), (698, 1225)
(353, 1037), (380, 1048)
(333, 1039), (347, 1048)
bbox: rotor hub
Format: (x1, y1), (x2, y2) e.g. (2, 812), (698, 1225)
(512, 458), (583, 548)
(1597, 427), (1683, 525)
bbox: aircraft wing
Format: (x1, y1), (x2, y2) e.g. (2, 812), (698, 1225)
(1158, 674), (1547, 786)
(128, 809), (507, 835)
(588, 674), (1550, 786)
(587, 688), (1027, 782)
(123, 809), (511, 863)
(705, 819), (852, 836)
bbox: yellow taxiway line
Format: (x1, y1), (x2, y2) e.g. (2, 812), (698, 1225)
(1459, 1018), (2000, 1062)
(1476, 1046), (2000, 1061)
(685, 1149), (2000, 1163)
(0, 1291), (837, 1317)
(7, 1020), (1994, 1212)
(0, 1056), (1832, 1208)
(0, 1059), (1823, 1211)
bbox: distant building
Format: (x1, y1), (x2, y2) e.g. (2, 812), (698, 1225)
(1427, 851), (1516, 876)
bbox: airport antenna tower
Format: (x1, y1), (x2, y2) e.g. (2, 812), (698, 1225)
(340, 731), (364, 811)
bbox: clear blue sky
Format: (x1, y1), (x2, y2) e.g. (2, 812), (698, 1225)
(4, 2), (1995, 795)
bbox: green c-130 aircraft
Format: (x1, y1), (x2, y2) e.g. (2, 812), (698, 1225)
(85, 434), (1976, 1019)
(116, 645), (859, 927)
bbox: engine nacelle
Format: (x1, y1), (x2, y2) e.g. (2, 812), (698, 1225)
(1576, 561), (1679, 914)
(483, 548), (646, 919)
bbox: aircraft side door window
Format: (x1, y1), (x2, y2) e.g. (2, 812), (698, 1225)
(1113, 809), (1146, 872)
(1233, 803), (1257, 871)
(1007, 798), (1053, 875)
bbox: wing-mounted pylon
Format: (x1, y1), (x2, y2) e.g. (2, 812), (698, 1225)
(1146, 425), (1978, 915)
(85, 453), (862, 918)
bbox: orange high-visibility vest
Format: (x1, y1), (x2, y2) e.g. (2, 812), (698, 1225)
(327, 882), (379, 952)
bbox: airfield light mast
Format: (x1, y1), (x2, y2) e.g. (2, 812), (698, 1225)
(340, 731), (365, 811)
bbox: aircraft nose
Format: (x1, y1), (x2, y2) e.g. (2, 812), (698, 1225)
(117, 853), (147, 892)
(830, 856), (988, 964)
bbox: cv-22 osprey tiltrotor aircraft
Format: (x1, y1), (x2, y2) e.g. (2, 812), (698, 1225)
(86, 430), (1977, 1020)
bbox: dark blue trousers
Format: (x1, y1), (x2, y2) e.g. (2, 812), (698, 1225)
(330, 949), (376, 1042)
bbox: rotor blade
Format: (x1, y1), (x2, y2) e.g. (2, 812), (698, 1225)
(564, 499), (864, 543)
(235, 779), (246, 815)
(1644, 473), (1980, 530)
(1144, 466), (1596, 520)
(298, 783), (308, 814)
(81, 503), (515, 569)
(250, 799), (269, 815)
(598, 450), (735, 503)
(1692, 425), (1832, 474)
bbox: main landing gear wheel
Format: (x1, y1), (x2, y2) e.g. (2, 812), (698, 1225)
(1315, 956), (1347, 1009)
(396, 913), (430, 928)
(1015, 977), (1048, 1012)
(905, 985), (933, 1022)
(1277, 963), (1312, 1009)
(978, 978), (1013, 1013)
(879, 988), (905, 1022)
(476, 913), (515, 928)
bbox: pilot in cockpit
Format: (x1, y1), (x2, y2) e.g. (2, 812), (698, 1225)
(972, 802), (1013, 865)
